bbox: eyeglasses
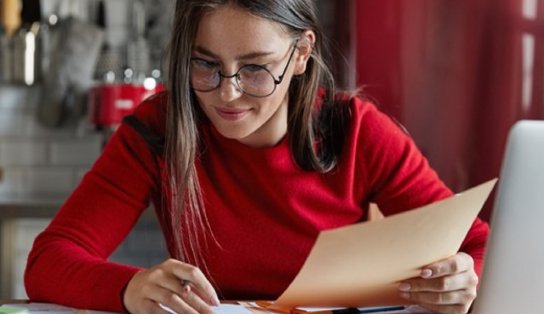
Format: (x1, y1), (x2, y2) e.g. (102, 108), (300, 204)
(189, 41), (298, 98)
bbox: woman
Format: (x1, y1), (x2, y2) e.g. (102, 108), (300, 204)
(25, 1), (488, 314)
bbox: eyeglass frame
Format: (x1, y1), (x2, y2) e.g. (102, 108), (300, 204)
(189, 40), (299, 98)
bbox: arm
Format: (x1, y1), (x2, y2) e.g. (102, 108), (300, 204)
(25, 100), (220, 314)
(353, 99), (488, 313)
(354, 98), (488, 274)
(24, 120), (160, 312)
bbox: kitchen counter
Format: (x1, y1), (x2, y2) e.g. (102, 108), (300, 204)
(0, 193), (67, 299)
(0, 193), (67, 218)
(0, 192), (162, 299)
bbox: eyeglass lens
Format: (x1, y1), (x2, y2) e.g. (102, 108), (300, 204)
(190, 41), (297, 97)
(190, 60), (277, 97)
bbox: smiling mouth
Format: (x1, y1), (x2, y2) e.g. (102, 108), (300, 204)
(215, 107), (252, 121)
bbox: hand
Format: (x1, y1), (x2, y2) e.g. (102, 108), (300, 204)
(123, 259), (220, 314)
(398, 252), (478, 314)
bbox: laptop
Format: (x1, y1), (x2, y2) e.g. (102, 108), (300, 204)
(472, 120), (544, 314)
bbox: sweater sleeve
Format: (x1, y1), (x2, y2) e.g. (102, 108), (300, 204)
(24, 111), (161, 312)
(353, 98), (489, 276)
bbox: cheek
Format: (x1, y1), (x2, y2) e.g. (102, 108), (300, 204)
(194, 92), (207, 105)
(269, 81), (291, 108)
(194, 93), (213, 113)
(254, 93), (282, 114)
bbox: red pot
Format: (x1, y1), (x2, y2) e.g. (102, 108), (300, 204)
(88, 82), (164, 128)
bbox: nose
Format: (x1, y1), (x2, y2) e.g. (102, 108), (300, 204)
(218, 74), (243, 102)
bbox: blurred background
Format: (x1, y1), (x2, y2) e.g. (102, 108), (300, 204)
(0, 0), (541, 300)
(352, 0), (544, 223)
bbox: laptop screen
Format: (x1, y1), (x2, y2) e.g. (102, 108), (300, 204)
(472, 120), (544, 314)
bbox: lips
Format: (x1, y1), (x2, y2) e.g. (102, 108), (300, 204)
(215, 107), (252, 121)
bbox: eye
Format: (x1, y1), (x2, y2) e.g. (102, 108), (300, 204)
(242, 64), (268, 73)
(191, 58), (220, 70)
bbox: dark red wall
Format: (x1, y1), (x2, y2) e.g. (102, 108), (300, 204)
(353, 0), (544, 221)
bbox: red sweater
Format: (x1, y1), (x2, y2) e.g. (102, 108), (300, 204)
(25, 93), (489, 312)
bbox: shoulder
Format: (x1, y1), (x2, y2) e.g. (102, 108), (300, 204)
(335, 93), (407, 141)
(338, 93), (418, 172)
(119, 91), (168, 156)
(339, 94), (452, 211)
(331, 92), (389, 120)
(130, 91), (168, 138)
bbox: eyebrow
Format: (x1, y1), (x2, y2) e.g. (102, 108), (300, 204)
(193, 45), (276, 61)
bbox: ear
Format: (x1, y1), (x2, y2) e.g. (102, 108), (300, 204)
(293, 30), (316, 75)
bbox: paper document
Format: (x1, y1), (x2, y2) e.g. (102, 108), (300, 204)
(160, 303), (252, 314)
(0, 303), (252, 314)
(213, 304), (253, 314)
(273, 179), (497, 309)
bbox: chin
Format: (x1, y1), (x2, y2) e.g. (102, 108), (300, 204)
(215, 125), (254, 141)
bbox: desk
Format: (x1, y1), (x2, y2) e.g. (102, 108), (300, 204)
(0, 194), (65, 299)
(0, 301), (430, 314)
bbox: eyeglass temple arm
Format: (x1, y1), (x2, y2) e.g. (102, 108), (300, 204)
(274, 39), (300, 84)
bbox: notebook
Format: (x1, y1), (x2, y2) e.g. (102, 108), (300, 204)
(472, 120), (544, 314)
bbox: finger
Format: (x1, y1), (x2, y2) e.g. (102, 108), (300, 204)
(140, 299), (173, 314)
(179, 286), (215, 314)
(170, 261), (220, 305)
(399, 288), (477, 306)
(421, 253), (474, 278)
(399, 272), (478, 292)
(417, 302), (471, 314)
(182, 280), (192, 293)
(150, 287), (200, 314)
(154, 274), (191, 298)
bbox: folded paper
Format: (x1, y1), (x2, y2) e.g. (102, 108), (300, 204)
(273, 179), (497, 309)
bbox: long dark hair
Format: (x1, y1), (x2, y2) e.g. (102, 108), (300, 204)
(165, 0), (349, 264)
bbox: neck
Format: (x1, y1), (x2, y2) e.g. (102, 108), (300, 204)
(238, 97), (288, 148)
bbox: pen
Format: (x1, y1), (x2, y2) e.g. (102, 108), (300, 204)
(350, 306), (406, 314)
(293, 306), (406, 314)
(254, 301), (406, 314)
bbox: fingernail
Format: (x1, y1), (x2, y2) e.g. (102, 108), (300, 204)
(399, 292), (410, 299)
(398, 283), (411, 291)
(421, 269), (432, 278)
(212, 296), (220, 306)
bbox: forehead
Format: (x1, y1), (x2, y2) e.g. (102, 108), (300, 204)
(194, 5), (292, 55)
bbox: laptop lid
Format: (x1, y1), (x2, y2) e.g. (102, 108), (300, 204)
(472, 120), (544, 314)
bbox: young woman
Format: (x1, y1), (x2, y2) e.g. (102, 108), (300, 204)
(25, 1), (488, 314)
